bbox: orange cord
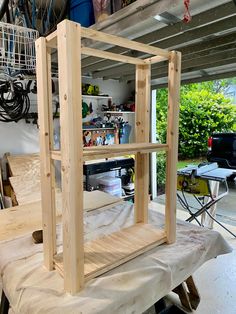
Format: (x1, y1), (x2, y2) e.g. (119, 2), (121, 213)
(183, 0), (192, 23)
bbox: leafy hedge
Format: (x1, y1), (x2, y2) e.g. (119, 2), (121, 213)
(156, 152), (166, 192)
(156, 82), (236, 159)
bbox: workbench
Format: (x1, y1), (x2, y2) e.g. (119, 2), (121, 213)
(84, 157), (134, 191)
(0, 201), (231, 314)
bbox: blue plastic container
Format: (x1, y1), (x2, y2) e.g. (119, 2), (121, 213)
(69, 0), (95, 27)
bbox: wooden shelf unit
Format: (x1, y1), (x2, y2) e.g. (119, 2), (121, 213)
(36, 20), (181, 294)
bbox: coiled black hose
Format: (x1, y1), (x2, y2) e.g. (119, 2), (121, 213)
(0, 80), (30, 122)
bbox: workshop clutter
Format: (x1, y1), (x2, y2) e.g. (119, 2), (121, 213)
(97, 176), (122, 197)
(102, 98), (135, 112)
(69, 0), (95, 26)
(78, 0), (138, 24)
(82, 83), (100, 95)
(92, 0), (110, 22)
(83, 129), (117, 146)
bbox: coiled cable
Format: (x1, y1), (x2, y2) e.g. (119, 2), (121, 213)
(0, 80), (30, 122)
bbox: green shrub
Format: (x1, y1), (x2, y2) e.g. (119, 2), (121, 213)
(156, 152), (166, 192)
(156, 82), (236, 159)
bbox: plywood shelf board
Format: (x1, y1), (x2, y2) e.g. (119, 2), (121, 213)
(54, 223), (166, 281)
(7, 154), (40, 177)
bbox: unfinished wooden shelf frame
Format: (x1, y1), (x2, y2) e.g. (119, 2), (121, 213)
(36, 20), (181, 294)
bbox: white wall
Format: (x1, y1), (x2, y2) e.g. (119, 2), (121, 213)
(0, 121), (39, 157)
(0, 77), (133, 158)
(82, 77), (133, 104)
(0, 82), (39, 158)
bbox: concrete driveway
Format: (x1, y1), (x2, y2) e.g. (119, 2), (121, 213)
(154, 179), (236, 227)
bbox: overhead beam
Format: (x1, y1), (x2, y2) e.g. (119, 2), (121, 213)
(91, 15), (236, 79)
(123, 37), (236, 80)
(151, 57), (236, 81)
(163, 48), (236, 75)
(81, 2), (236, 70)
(152, 70), (236, 89)
(177, 33), (236, 58)
(92, 0), (179, 33)
(123, 46), (236, 82)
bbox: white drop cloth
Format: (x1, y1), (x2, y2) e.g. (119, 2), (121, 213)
(0, 202), (231, 314)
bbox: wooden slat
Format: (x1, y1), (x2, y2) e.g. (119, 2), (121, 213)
(51, 150), (61, 161)
(54, 224), (166, 281)
(0, 160), (3, 196)
(36, 38), (56, 270)
(57, 20), (84, 294)
(165, 51), (181, 244)
(50, 143), (168, 161)
(46, 30), (57, 48)
(134, 64), (151, 224)
(81, 47), (146, 65)
(81, 27), (170, 58)
(47, 48), (57, 234)
(83, 143), (167, 153)
(145, 55), (169, 64)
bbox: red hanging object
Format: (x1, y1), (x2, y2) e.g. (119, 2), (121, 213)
(183, 0), (192, 23)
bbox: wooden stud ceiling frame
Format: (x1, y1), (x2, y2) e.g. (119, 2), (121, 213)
(36, 20), (181, 294)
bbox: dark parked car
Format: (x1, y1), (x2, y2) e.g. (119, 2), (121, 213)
(207, 132), (236, 180)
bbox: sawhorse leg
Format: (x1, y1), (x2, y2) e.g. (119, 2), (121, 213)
(173, 276), (200, 311)
(0, 290), (9, 314)
(154, 276), (200, 313)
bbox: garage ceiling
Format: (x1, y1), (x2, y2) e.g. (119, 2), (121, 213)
(81, 0), (236, 88)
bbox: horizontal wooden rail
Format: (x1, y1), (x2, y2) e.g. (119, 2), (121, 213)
(46, 30), (57, 48)
(144, 55), (169, 64)
(81, 27), (170, 58)
(45, 21), (170, 59)
(81, 47), (146, 65)
(51, 143), (168, 162)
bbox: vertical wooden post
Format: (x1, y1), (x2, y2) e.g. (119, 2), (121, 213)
(134, 64), (151, 223)
(165, 51), (181, 243)
(36, 38), (56, 270)
(57, 20), (84, 294)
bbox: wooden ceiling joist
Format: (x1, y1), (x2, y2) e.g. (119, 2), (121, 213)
(81, 2), (236, 75)
(90, 15), (236, 80)
(151, 58), (236, 81)
(122, 47), (236, 82)
(152, 70), (236, 89)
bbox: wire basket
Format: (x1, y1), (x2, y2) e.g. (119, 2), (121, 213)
(0, 22), (39, 74)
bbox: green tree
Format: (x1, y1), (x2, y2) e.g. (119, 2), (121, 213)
(156, 81), (236, 159)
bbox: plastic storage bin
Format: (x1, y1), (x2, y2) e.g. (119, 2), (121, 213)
(98, 176), (122, 197)
(69, 0), (95, 27)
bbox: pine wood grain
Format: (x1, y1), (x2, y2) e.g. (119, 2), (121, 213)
(54, 224), (166, 281)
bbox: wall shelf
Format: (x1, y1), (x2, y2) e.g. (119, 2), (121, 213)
(82, 127), (115, 131)
(82, 95), (111, 100)
(103, 111), (135, 114)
